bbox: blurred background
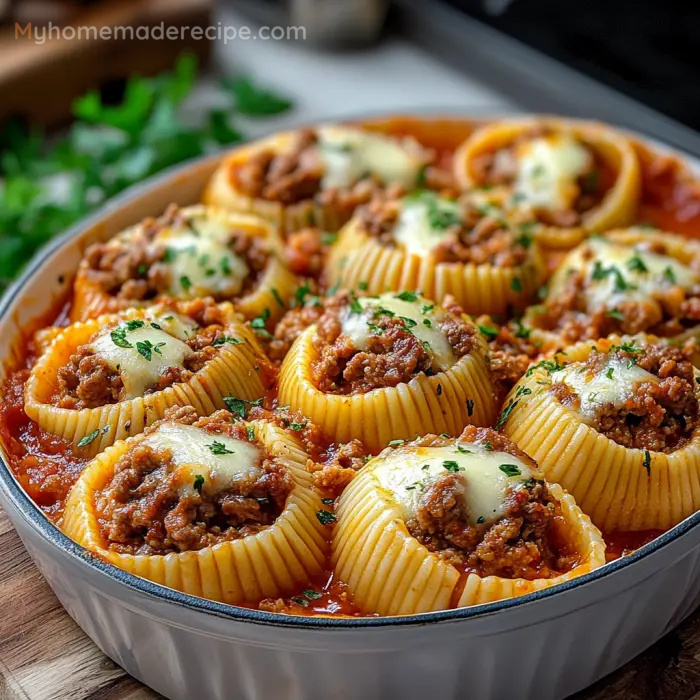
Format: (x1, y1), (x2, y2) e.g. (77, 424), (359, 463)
(1, 0), (699, 290)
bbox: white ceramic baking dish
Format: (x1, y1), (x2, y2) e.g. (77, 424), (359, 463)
(2, 117), (700, 700)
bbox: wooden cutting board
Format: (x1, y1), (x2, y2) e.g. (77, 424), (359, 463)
(1, 504), (699, 700)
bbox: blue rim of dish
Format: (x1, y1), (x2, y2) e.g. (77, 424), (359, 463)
(1, 111), (700, 630)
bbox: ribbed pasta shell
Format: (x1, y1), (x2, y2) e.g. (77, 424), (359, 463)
(277, 324), (497, 452)
(524, 228), (700, 354)
(332, 463), (605, 615)
(453, 117), (641, 249)
(501, 337), (700, 531)
(61, 421), (328, 605)
(325, 218), (545, 316)
(24, 304), (269, 456)
(71, 205), (298, 324)
(204, 132), (360, 235)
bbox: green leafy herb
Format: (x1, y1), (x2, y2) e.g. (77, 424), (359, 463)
(321, 497), (335, 505)
(476, 516), (485, 524)
(124, 319), (145, 331)
(246, 426), (256, 442)
(322, 232), (338, 246)
(221, 77), (293, 116)
(349, 296), (363, 314)
(606, 309), (624, 321)
(271, 288), (285, 308)
(423, 319), (432, 327)
(208, 441), (234, 455)
(495, 400), (518, 428)
(606, 367), (614, 380)
(180, 275), (192, 293)
(514, 319), (531, 339)
(511, 277), (523, 293)
(110, 327), (132, 348)
(443, 460), (460, 473)
(387, 439), (405, 447)
(316, 510), (337, 526)
(499, 464), (521, 477)
(627, 255), (648, 274)
(292, 597), (309, 608)
(421, 304), (435, 315)
(436, 383), (443, 396)
(357, 280), (368, 291)
(395, 291), (418, 302)
(77, 429), (100, 448)
(484, 440), (494, 451)
(302, 589), (323, 601)
(212, 335), (244, 347)
(643, 450), (652, 475)
(663, 266), (677, 284)
(251, 308), (271, 337)
(193, 474), (205, 492)
(478, 323), (499, 340)
(525, 359), (566, 377)
(136, 340), (155, 361)
(288, 422), (306, 432)
(223, 396), (263, 419)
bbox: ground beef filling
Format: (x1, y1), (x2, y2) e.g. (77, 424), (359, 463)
(83, 205), (268, 300)
(357, 194), (530, 266)
(469, 131), (604, 227)
(405, 428), (575, 579)
(54, 318), (235, 410)
(552, 345), (700, 452)
(97, 411), (294, 555)
(532, 247), (700, 342)
(310, 295), (476, 395)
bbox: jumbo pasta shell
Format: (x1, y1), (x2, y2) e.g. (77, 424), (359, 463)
(277, 324), (496, 452)
(326, 218), (545, 316)
(332, 464), (604, 615)
(24, 305), (269, 456)
(62, 421), (328, 605)
(71, 205), (298, 324)
(501, 337), (700, 531)
(453, 117), (641, 249)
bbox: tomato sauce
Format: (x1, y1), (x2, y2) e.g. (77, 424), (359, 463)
(2, 118), (700, 617)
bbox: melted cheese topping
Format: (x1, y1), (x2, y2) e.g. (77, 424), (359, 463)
(577, 238), (698, 310)
(340, 293), (457, 372)
(153, 215), (249, 299)
(317, 126), (423, 191)
(513, 134), (592, 211)
(392, 193), (461, 257)
(90, 324), (193, 400)
(373, 443), (534, 525)
(143, 423), (262, 496)
(145, 310), (199, 342)
(551, 355), (659, 422)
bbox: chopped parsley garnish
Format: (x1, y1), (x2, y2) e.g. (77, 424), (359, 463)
(322, 232), (338, 246)
(125, 319), (145, 331)
(642, 450), (652, 475)
(514, 385), (532, 399)
(150, 322), (162, 330)
(316, 510), (337, 526)
(495, 399), (518, 428)
(137, 263), (148, 276)
(251, 308), (271, 338)
(110, 327), (133, 348)
(271, 288), (285, 308)
(514, 319), (530, 339)
(246, 426), (256, 442)
(478, 323), (499, 340)
(208, 441), (234, 455)
(212, 335), (244, 347)
(423, 318), (432, 327)
(395, 291), (418, 302)
(349, 296), (363, 315)
(321, 497), (335, 505)
(288, 422), (306, 432)
(590, 262), (630, 294)
(223, 396), (264, 419)
(610, 342), (641, 355)
(358, 281), (369, 291)
(663, 266), (677, 284)
(525, 359), (566, 377)
(627, 255), (648, 274)
(605, 309), (624, 321)
(135, 340), (157, 361)
(421, 304), (435, 314)
(456, 445), (472, 455)
(387, 439), (405, 447)
(193, 474), (205, 492)
(163, 247), (178, 263)
(436, 383), (443, 396)
(476, 516), (485, 524)
(511, 277), (523, 293)
(466, 399), (474, 416)
(443, 460), (460, 473)
(294, 283), (312, 307)
(604, 366), (615, 380)
(302, 589), (323, 601)
(180, 275), (192, 292)
(499, 464), (521, 477)
(77, 429), (100, 448)
(292, 597), (309, 607)
(220, 256), (232, 275)
(484, 440), (494, 451)
(399, 316), (417, 329)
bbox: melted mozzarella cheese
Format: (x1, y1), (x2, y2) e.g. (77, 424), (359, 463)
(373, 443), (534, 525)
(340, 293), (457, 372)
(317, 126), (423, 190)
(90, 325), (193, 400)
(145, 310), (199, 342)
(551, 355), (659, 422)
(392, 193), (461, 257)
(154, 216), (249, 299)
(579, 238), (698, 310)
(143, 423), (261, 496)
(513, 134), (592, 211)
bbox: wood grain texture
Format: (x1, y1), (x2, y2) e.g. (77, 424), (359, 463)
(0, 503), (699, 700)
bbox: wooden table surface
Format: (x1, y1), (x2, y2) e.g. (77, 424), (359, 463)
(1, 505), (700, 700)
